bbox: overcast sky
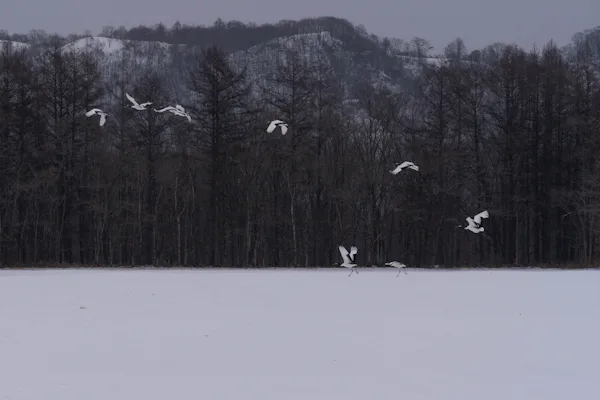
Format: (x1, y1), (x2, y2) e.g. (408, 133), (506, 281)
(2, 0), (598, 53)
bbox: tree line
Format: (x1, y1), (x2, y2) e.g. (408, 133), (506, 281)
(1, 26), (600, 268)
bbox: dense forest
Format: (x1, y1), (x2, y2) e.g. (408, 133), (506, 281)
(1, 18), (600, 268)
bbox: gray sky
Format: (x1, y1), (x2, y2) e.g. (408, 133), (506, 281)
(2, 0), (599, 53)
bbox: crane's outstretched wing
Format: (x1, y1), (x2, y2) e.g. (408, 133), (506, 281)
(154, 106), (177, 113)
(349, 246), (358, 262)
(473, 210), (489, 224)
(125, 93), (139, 107)
(85, 108), (101, 117)
(390, 161), (417, 175)
(338, 245), (351, 264)
(267, 120), (283, 133)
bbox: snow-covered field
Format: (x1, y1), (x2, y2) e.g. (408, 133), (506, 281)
(1, 268), (598, 399)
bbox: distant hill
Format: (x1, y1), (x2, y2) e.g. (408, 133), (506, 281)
(0, 17), (449, 103)
(2, 16), (599, 103)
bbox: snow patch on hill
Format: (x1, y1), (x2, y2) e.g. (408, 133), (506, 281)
(0, 40), (31, 51)
(58, 36), (202, 99)
(60, 36), (169, 55)
(229, 31), (348, 72)
(47, 32), (428, 105)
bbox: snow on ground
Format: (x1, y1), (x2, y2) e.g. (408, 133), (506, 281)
(1, 268), (598, 399)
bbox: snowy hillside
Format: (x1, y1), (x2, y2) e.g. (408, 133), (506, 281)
(61, 36), (133, 55)
(60, 36), (202, 85)
(228, 31), (351, 76)
(0, 39), (30, 51)
(55, 33), (432, 100)
(228, 31), (362, 96)
(54, 36), (203, 104)
(228, 31), (414, 94)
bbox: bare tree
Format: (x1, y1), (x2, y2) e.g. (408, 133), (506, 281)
(188, 45), (250, 266)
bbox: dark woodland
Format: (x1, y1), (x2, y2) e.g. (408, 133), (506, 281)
(2, 18), (600, 268)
